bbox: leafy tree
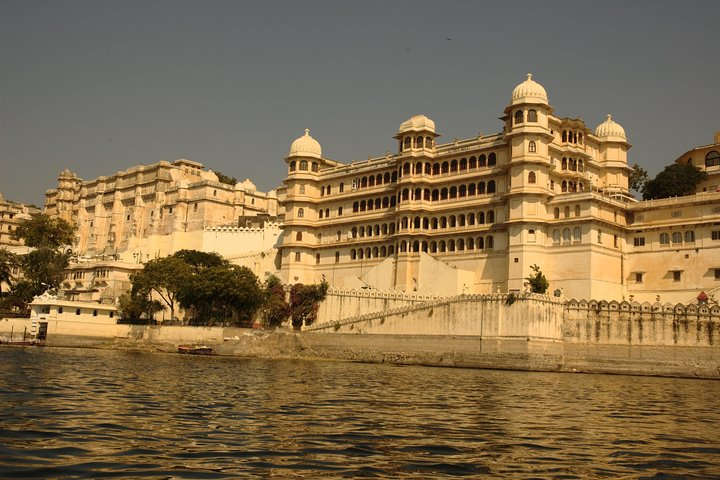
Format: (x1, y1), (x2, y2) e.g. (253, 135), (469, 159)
(8, 214), (76, 307)
(0, 248), (18, 295)
(629, 163), (648, 194)
(172, 249), (227, 272)
(289, 280), (329, 330)
(261, 275), (291, 328)
(642, 163), (708, 200)
(526, 264), (549, 294)
(11, 214), (75, 249)
(118, 292), (164, 324)
(130, 256), (192, 321)
(215, 171), (237, 185)
(178, 264), (263, 326)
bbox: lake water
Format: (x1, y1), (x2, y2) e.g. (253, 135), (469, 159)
(0, 347), (718, 479)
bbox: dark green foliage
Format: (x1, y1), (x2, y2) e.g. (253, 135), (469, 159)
(172, 250), (227, 272)
(642, 163), (708, 200)
(118, 292), (164, 324)
(0, 248), (18, 295)
(215, 171), (237, 185)
(629, 163), (648, 193)
(261, 275), (291, 328)
(178, 264), (264, 326)
(11, 214), (75, 249)
(130, 256), (192, 321)
(289, 280), (329, 330)
(526, 264), (549, 294)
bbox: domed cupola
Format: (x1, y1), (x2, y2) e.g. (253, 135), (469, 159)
(510, 73), (548, 106)
(398, 114), (436, 135)
(288, 129), (322, 159)
(594, 114), (627, 142)
(394, 114), (439, 153)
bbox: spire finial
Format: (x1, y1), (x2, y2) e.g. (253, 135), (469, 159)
(606, 114), (612, 121)
(304, 128), (310, 136)
(527, 73), (532, 81)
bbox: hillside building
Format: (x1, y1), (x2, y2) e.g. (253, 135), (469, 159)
(278, 74), (720, 304)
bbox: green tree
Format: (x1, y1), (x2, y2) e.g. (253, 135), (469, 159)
(178, 264), (263, 326)
(118, 291), (164, 324)
(130, 256), (192, 321)
(8, 214), (76, 307)
(629, 163), (649, 194)
(0, 248), (19, 295)
(214, 171), (237, 185)
(642, 163), (708, 200)
(11, 213), (75, 249)
(172, 249), (227, 272)
(526, 264), (549, 294)
(289, 280), (329, 330)
(261, 275), (291, 328)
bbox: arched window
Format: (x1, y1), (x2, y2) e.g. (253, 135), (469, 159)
(685, 230), (695, 243)
(552, 229), (561, 244)
(425, 163), (432, 175)
(562, 228), (571, 244)
(361, 177), (368, 188)
(528, 141), (536, 153)
(479, 154), (486, 167)
(299, 160), (308, 170)
(659, 233), (670, 245)
(469, 156), (477, 169)
(486, 236), (494, 249)
(338, 206), (343, 216)
(297, 208), (304, 218)
(432, 163), (440, 175)
(467, 238), (475, 250)
(375, 174), (382, 185)
(554, 207), (560, 219)
(311, 162), (318, 172)
(706, 151), (720, 167)
(459, 158), (467, 170)
(425, 137), (433, 148)
(449, 186), (457, 199)
(468, 183), (476, 196)
(459, 185), (467, 197)
(449, 216), (456, 228)
(360, 200), (366, 212)
(404, 137), (412, 150)
(478, 237), (484, 250)
(514, 110), (524, 124)
(353, 201), (359, 213)
(388, 245), (395, 255)
(528, 171), (536, 184)
(415, 162), (422, 175)
(296, 232), (302, 241)
(351, 249), (357, 260)
(488, 153), (496, 166)
(416, 136), (423, 148)
(391, 171), (398, 183)
(468, 213), (475, 225)
(487, 180), (496, 194)
(319, 209), (323, 219)
(575, 205), (581, 217)
(440, 217), (447, 229)
(383, 172), (390, 184)
(441, 162), (449, 174)
(368, 175), (375, 187)
(487, 210), (495, 223)
(289, 161), (296, 171)
(527, 109), (538, 122)
(561, 158), (567, 170)
(478, 212), (485, 224)
(572, 227), (581, 243)
(450, 160), (458, 172)
(336, 231), (341, 241)
(441, 188), (448, 200)
(448, 240), (455, 252)
(478, 182), (486, 194)
(561, 181), (568, 192)
(672, 232), (682, 244)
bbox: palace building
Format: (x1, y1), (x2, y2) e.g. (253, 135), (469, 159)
(278, 74), (720, 304)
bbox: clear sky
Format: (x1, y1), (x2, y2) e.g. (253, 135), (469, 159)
(1, 0), (719, 206)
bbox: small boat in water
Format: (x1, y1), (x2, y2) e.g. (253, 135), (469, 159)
(177, 345), (213, 355)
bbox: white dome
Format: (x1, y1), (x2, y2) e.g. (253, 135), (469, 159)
(595, 114), (627, 140)
(510, 73), (548, 105)
(398, 114), (436, 134)
(288, 129), (322, 159)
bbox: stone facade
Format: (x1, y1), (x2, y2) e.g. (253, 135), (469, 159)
(278, 75), (720, 304)
(0, 192), (40, 252)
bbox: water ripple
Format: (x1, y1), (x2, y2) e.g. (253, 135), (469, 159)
(1, 347), (719, 479)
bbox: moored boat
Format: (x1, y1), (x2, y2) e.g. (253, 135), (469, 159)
(177, 345), (213, 355)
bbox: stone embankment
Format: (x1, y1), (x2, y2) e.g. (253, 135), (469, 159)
(2, 289), (718, 379)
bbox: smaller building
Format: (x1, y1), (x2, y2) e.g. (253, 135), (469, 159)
(674, 131), (720, 193)
(30, 291), (119, 340)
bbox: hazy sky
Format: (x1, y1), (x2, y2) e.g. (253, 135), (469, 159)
(1, 0), (719, 206)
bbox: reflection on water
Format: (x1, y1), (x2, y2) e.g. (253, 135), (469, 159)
(0, 347), (718, 479)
